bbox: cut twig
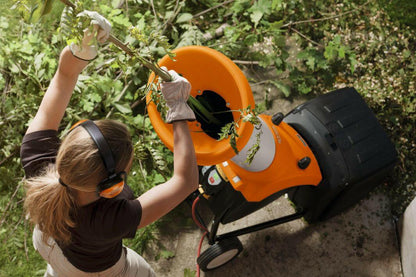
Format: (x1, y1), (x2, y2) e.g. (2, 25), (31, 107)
(161, 0), (180, 33)
(106, 79), (133, 118)
(130, 95), (146, 110)
(138, 159), (149, 186)
(12, 211), (25, 234)
(149, 0), (159, 23)
(193, 0), (235, 18)
(289, 27), (323, 47)
(24, 220), (29, 261)
(202, 23), (229, 41)
(251, 80), (270, 86)
(233, 60), (260, 65)
(282, 1), (370, 28)
(116, 0), (126, 9)
(0, 147), (19, 167)
(109, 35), (171, 81)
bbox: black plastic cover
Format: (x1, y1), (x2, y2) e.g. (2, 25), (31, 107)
(284, 87), (397, 222)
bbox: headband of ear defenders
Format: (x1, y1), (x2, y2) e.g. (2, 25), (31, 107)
(74, 120), (116, 175)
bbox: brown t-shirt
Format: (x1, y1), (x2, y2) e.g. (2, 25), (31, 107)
(20, 130), (142, 272)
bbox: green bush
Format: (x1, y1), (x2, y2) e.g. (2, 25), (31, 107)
(379, 0), (416, 27)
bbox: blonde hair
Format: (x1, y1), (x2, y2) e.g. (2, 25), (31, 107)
(24, 120), (133, 245)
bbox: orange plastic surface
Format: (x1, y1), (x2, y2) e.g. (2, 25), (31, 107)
(219, 115), (322, 202)
(147, 46), (255, 165)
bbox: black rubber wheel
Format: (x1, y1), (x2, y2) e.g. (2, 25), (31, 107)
(197, 237), (243, 271)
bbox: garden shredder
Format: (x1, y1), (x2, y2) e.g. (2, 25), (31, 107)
(146, 46), (398, 272)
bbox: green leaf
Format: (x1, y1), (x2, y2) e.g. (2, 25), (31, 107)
(9, 62), (20, 73)
(269, 20), (284, 30)
(271, 81), (291, 97)
(246, 127), (262, 165)
(35, 270), (46, 276)
(82, 101), (94, 112)
(0, 73), (5, 90)
(37, 68), (45, 79)
(34, 53), (45, 71)
(403, 49), (411, 59)
(250, 10), (264, 27)
(0, 17), (9, 29)
(338, 46), (346, 58)
(244, 34), (257, 45)
(40, 0), (54, 17)
(249, 0), (272, 14)
(349, 53), (357, 74)
(272, 0), (283, 10)
(111, 0), (121, 8)
(111, 14), (131, 27)
(184, 268), (196, 277)
(114, 103), (132, 114)
(20, 40), (33, 55)
(159, 250), (175, 260)
(153, 173), (165, 184)
(306, 57), (315, 70)
(298, 82), (312, 95)
(176, 13), (193, 23)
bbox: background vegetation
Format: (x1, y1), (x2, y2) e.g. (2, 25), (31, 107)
(0, 0), (414, 276)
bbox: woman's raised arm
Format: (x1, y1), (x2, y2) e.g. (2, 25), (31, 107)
(26, 11), (111, 134)
(26, 47), (89, 134)
(137, 71), (198, 228)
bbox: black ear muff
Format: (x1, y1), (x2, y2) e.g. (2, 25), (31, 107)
(98, 172), (126, 198)
(69, 120), (126, 198)
(98, 172), (125, 190)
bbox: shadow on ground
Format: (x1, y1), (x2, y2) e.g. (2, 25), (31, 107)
(145, 192), (402, 277)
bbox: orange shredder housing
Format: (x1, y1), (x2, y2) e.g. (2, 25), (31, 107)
(147, 46), (322, 202)
(218, 114), (322, 202)
(146, 46), (255, 166)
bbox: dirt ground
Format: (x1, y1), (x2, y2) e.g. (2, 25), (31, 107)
(143, 68), (403, 277)
(145, 192), (402, 277)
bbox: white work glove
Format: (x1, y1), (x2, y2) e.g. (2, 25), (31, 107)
(69, 11), (112, 61)
(160, 68), (196, 123)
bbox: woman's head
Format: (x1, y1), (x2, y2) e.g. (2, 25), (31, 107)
(24, 119), (133, 245)
(57, 120), (133, 193)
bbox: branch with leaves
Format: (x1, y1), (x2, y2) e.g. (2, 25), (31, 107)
(44, 0), (224, 126)
(39, 0), (262, 163)
(56, 0), (172, 81)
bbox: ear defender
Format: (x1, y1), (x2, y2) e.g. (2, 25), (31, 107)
(70, 120), (126, 198)
(98, 172), (126, 198)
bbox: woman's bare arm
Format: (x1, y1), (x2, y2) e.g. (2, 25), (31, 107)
(26, 12), (111, 134)
(26, 47), (88, 134)
(137, 121), (198, 228)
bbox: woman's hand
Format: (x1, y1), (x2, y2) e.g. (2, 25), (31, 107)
(69, 11), (112, 61)
(160, 68), (196, 123)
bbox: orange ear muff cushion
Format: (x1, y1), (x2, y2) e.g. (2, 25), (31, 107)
(99, 181), (124, 198)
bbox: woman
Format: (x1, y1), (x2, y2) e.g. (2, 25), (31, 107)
(21, 11), (198, 276)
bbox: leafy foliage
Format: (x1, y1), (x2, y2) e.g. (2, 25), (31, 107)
(0, 0), (415, 276)
(378, 0), (416, 28)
